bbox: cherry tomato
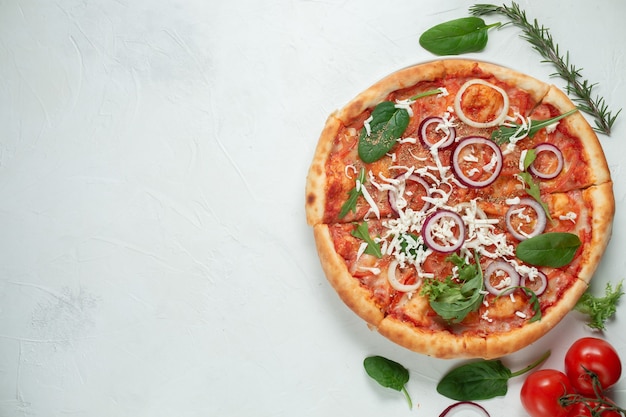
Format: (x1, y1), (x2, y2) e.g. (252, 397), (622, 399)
(567, 398), (622, 417)
(564, 337), (622, 396)
(521, 369), (574, 417)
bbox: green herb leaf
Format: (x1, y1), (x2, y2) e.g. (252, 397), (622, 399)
(358, 102), (410, 163)
(491, 109), (578, 144)
(574, 280), (624, 330)
(419, 17), (501, 56)
(363, 356), (413, 409)
(437, 360), (512, 401)
(516, 232), (581, 267)
(517, 171), (552, 222)
(437, 350), (550, 401)
(339, 168), (366, 219)
(421, 253), (484, 322)
(351, 221), (382, 258)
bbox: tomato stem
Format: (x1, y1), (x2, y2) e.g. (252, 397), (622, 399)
(511, 350), (551, 378)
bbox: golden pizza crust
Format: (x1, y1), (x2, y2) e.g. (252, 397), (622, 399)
(305, 114), (342, 226)
(313, 224), (385, 326)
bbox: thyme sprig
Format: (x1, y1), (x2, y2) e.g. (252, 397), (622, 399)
(470, 2), (621, 135)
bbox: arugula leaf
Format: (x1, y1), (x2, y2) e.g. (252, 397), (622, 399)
(421, 253), (484, 322)
(517, 171), (552, 222)
(358, 102), (410, 163)
(574, 280), (624, 330)
(363, 356), (413, 409)
(491, 109), (578, 144)
(516, 232), (581, 267)
(419, 17), (502, 55)
(351, 221), (382, 258)
(339, 168), (366, 219)
(437, 350), (550, 401)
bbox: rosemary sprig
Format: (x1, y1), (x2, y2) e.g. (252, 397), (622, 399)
(470, 2), (621, 135)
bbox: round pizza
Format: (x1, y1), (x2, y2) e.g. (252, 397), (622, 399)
(305, 59), (614, 359)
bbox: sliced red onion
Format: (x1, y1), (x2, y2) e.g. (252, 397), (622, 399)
(387, 260), (422, 292)
(439, 401), (491, 417)
(419, 116), (456, 149)
(388, 174), (432, 214)
(505, 197), (547, 241)
(451, 136), (503, 188)
(454, 79), (510, 129)
(421, 210), (466, 253)
(521, 270), (548, 296)
(529, 143), (564, 179)
(484, 260), (521, 296)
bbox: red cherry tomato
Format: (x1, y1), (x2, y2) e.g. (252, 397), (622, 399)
(567, 398), (622, 417)
(521, 369), (574, 417)
(564, 337), (622, 396)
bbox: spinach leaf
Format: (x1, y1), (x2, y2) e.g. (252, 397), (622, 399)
(437, 351), (550, 401)
(358, 101), (410, 163)
(421, 253), (484, 322)
(363, 356), (413, 409)
(419, 17), (501, 56)
(351, 221), (382, 258)
(516, 232), (581, 267)
(339, 168), (366, 218)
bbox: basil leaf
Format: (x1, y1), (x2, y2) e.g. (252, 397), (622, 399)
(437, 351), (551, 401)
(419, 17), (501, 56)
(437, 360), (512, 401)
(358, 101), (409, 163)
(351, 221), (382, 258)
(516, 232), (581, 267)
(363, 356), (413, 409)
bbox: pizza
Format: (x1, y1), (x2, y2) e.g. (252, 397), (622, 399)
(305, 59), (614, 359)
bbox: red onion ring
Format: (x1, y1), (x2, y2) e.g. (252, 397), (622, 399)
(454, 79), (510, 129)
(439, 401), (491, 417)
(505, 197), (547, 241)
(484, 260), (521, 296)
(388, 174), (431, 214)
(521, 270), (548, 296)
(451, 136), (503, 188)
(528, 143), (564, 180)
(421, 210), (466, 253)
(418, 116), (456, 149)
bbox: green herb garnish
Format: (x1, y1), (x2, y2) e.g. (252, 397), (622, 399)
(420, 253), (484, 322)
(516, 232), (581, 268)
(339, 168), (366, 219)
(358, 89), (442, 163)
(574, 280), (624, 330)
(491, 108), (578, 145)
(351, 221), (382, 258)
(419, 17), (502, 55)
(363, 356), (413, 409)
(437, 350), (550, 401)
(470, 2), (621, 135)
(517, 149), (552, 222)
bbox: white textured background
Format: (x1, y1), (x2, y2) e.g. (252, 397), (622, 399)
(1, 0), (625, 416)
